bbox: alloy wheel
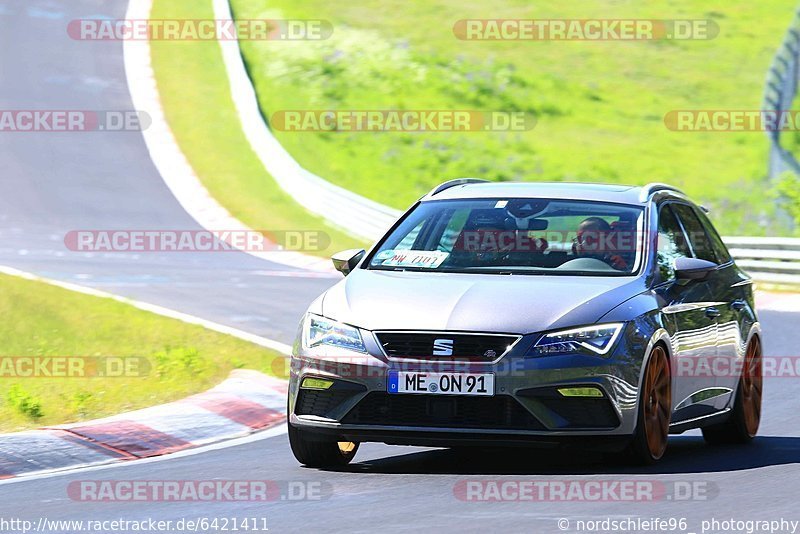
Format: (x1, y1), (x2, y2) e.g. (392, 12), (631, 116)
(643, 345), (671, 460)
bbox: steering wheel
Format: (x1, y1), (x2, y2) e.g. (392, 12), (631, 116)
(556, 257), (616, 271)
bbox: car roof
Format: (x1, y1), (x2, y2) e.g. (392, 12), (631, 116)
(422, 181), (686, 206)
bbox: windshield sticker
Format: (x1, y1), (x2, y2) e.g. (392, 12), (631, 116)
(375, 249), (397, 260)
(381, 250), (449, 269)
(494, 200), (508, 209)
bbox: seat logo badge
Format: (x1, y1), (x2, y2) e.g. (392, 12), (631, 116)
(433, 338), (454, 356)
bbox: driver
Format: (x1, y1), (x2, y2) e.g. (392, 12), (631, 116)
(574, 217), (628, 271)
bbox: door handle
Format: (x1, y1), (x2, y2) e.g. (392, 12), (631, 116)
(705, 307), (721, 318)
(731, 300), (746, 311)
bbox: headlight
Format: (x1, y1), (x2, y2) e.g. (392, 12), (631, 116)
(302, 313), (367, 353)
(529, 323), (623, 357)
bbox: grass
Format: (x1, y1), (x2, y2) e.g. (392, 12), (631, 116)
(229, 0), (798, 236)
(0, 274), (286, 432)
(149, 0), (367, 256)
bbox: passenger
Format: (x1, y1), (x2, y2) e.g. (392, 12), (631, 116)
(574, 217), (628, 270)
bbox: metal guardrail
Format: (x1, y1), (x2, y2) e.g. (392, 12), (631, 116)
(212, 0), (401, 242)
(764, 8), (800, 177)
(725, 237), (800, 285)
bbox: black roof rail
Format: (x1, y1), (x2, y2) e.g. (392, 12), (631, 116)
(638, 182), (685, 202)
(426, 178), (489, 198)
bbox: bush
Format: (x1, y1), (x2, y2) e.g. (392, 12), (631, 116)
(774, 172), (800, 227)
(6, 385), (44, 421)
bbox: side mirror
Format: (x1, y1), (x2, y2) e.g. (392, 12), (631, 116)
(332, 249), (366, 276)
(674, 257), (718, 281)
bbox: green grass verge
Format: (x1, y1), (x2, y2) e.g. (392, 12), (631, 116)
(0, 274), (286, 432)
(230, 0), (798, 236)
(149, 0), (367, 256)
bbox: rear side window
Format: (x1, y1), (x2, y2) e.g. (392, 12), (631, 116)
(656, 205), (692, 281)
(692, 208), (733, 264)
(671, 204), (719, 263)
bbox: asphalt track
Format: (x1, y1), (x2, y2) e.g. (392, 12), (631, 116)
(1, 1), (799, 533)
(0, 0), (335, 345)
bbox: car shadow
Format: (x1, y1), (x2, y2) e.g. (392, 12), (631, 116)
(337, 435), (800, 475)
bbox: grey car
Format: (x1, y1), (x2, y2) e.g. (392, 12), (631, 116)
(288, 181), (763, 466)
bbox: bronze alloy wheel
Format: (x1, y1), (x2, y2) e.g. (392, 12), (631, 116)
(740, 337), (763, 437)
(702, 336), (763, 445)
(643, 345), (672, 460)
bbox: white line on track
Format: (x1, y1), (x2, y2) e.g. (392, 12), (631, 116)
(0, 264), (293, 355)
(210, 0), (400, 242)
(123, 0), (332, 273)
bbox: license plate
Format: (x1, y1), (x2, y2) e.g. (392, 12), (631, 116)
(387, 371), (494, 396)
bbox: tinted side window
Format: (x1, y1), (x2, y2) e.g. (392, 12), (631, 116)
(693, 208), (732, 263)
(657, 205), (692, 281)
(671, 204), (718, 263)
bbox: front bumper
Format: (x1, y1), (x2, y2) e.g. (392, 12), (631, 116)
(289, 323), (649, 448)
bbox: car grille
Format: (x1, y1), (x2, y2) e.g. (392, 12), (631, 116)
(374, 332), (519, 362)
(342, 392), (545, 430)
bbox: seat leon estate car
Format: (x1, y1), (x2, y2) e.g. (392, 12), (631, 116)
(288, 180), (763, 466)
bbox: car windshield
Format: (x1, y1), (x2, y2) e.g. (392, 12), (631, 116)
(367, 198), (645, 276)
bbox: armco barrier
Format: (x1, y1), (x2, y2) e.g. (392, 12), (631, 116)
(211, 0), (401, 242)
(725, 237), (800, 285)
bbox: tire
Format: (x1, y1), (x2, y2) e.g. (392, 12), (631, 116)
(702, 336), (762, 445)
(288, 424), (359, 468)
(627, 344), (672, 465)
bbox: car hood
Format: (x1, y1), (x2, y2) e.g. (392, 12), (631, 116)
(321, 269), (644, 334)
